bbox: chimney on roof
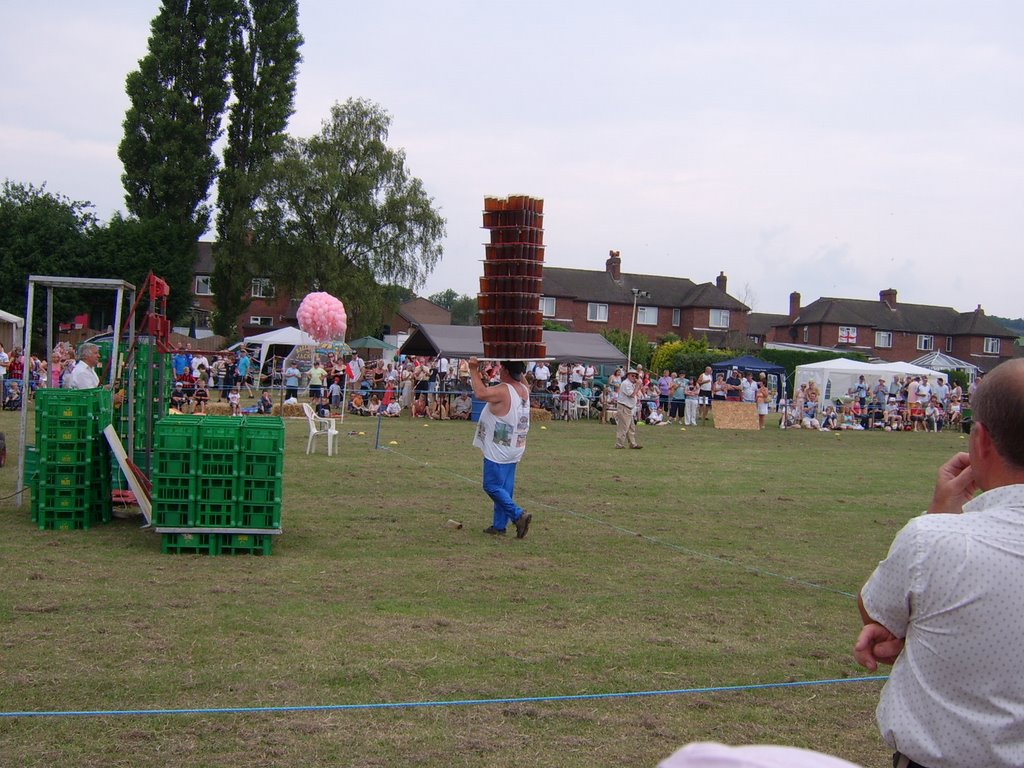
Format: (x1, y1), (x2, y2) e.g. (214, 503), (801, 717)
(880, 288), (897, 309)
(716, 271), (727, 293)
(789, 291), (801, 320)
(606, 250), (621, 281)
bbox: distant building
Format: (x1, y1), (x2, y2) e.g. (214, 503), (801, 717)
(191, 241), (451, 339)
(191, 242), (292, 335)
(540, 251), (749, 346)
(764, 288), (1018, 371)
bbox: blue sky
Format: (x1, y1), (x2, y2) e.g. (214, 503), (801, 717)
(2, 1), (1022, 318)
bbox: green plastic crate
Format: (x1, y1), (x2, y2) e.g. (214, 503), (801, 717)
(161, 532), (219, 555)
(241, 452), (283, 479)
(198, 417), (242, 452)
(193, 500), (236, 528)
(153, 500), (192, 527)
(218, 533), (273, 556)
(239, 478), (281, 505)
(238, 503), (281, 530)
(197, 476), (235, 503)
(240, 417), (284, 453)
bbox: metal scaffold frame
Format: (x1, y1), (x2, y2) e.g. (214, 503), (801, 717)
(16, 276), (137, 507)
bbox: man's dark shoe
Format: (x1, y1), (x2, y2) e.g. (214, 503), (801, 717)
(483, 526), (506, 535)
(514, 512), (532, 539)
(630, 445), (643, 449)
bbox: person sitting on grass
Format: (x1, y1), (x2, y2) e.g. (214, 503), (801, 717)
(820, 405), (838, 430)
(801, 392), (822, 430)
(348, 392), (369, 416)
(256, 390), (274, 415)
(367, 393), (381, 416)
(412, 394), (428, 418)
(646, 402), (667, 425)
(192, 381), (209, 414)
(452, 392), (473, 420)
(428, 396), (450, 420)
(383, 399), (401, 417)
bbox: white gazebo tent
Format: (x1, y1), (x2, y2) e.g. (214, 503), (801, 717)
(0, 308), (24, 350)
(794, 357), (938, 402)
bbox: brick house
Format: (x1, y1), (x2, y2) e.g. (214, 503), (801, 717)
(540, 251), (749, 346)
(389, 297), (451, 335)
(770, 288), (1018, 371)
(191, 241), (293, 335)
(192, 242), (452, 338)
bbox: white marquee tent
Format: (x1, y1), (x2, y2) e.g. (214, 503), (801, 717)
(239, 326), (350, 379)
(794, 358), (938, 401)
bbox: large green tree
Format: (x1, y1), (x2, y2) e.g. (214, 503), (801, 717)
(0, 182), (95, 347)
(253, 99), (446, 338)
(429, 289), (478, 326)
(118, 0), (235, 321)
(211, 0), (302, 337)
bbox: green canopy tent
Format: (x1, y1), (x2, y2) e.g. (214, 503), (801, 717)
(347, 336), (398, 358)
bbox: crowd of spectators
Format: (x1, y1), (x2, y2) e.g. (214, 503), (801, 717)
(781, 373), (975, 433)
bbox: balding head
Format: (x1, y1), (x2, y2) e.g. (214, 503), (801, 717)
(972, 359), (1024, 469)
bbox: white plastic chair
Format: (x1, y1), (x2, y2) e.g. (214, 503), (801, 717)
(302, 402), (338, 456)
(571, 389), (592, 420)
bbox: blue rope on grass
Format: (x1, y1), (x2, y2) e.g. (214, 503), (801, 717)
(0, 675), (888, 719)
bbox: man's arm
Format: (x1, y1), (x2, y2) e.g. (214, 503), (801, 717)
(854, 592), (905, 671)
(468, 358), (508, 406)
(928, 451), (976, 514)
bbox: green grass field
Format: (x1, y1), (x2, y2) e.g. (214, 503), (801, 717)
(0, 407), (968, 767)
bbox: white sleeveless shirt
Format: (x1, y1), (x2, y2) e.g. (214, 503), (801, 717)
(472, 383), (530, 464)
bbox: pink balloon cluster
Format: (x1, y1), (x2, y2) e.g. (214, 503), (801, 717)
(296, 292), (348, 343)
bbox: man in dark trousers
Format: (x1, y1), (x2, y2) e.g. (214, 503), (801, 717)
(854, 358), (1024, 768)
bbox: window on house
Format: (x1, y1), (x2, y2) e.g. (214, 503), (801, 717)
(249, 316), (273, 327)
(875, 331), (892, 348)
(195, 276), (213, 296)
(672, 308), (681, 327)
(539, 296), (556, 317)
(802, 326), (809, 343)
(945, 336), (954, 353)
(917, 335), (934, 351)
(710, 309), (730, 328)
(586, 302), (607, 322)
(838, 326), (857, 344)
(984, 337), (1001, 354)
(637, 306), (657, 325)
(251, 278), (274, 299)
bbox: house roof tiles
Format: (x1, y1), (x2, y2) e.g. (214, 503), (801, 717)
(780, 296), (1015, 339)
(541, 267), (747, 311)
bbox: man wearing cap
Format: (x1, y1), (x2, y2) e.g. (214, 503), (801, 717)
(854, 358), (1024, 768)
(615, 368), (642, 449)
(469, 357), (533, 538)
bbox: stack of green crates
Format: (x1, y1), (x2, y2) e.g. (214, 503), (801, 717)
(152, 414), (284, 555)
(32, 389), (113, 530)
(97, 341), (173, 487)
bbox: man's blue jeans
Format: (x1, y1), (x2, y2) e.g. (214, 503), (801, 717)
(482, 458), (523, 530)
